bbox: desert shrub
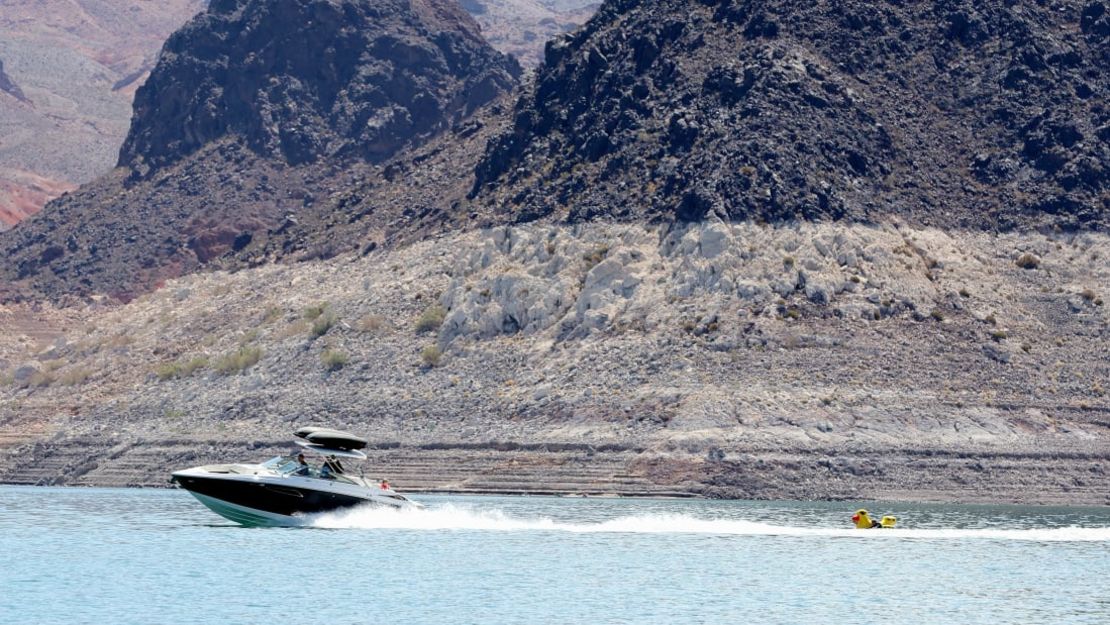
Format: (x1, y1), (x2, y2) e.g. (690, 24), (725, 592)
(421, 345), (442, 367)
(358, 314), (386, 333)
(583, 244), (610, 269)
(57, 368), (93, 386)
(303, 303), (329, 321)
(990, 330), (1008, 342)
(262, 307), (284, 323)
(155, 363), (178, 381)
(959, 288), (970, 298)
(415, 305), (447, 334)
(311, 312), (337, 338)
(27, 371), (54, 388)
(42, 359), (66, 373)
(930, 309), (945, 322)
(104, 334), (135, 350)
(156, 356), (210, 381)
(181, 357), (209, 376)
(321, 349), (349, 371)
(1015, 253), (1040, 269)
(213, 346), (263, 375)
(276, 320), (310, 340)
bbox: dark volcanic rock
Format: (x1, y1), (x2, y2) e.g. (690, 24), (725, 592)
(473, 0), (1109, 229)
(0, 58), (29, 104)
(119, 0), (521, 176)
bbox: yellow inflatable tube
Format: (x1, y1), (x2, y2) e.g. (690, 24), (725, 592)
(851, 509), (897, 529)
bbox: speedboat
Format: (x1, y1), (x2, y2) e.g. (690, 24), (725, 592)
(171, 427), (421, 526)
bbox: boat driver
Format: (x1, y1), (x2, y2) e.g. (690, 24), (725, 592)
(295, 453), (311, 476)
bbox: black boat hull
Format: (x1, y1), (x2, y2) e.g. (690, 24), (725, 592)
(173, 474), (372, 521)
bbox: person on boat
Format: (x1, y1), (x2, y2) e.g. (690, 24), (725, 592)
(295, 453), (311, 476)
(320, 462), (333, 479)
(323, 455), (344, 475)
(380, 479), (390, 491)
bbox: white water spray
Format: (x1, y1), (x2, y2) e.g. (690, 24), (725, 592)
(307, 504), (1110, 541)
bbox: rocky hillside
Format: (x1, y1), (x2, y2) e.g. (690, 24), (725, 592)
(0, 0), (207, 226)
(474, 0), (1109, 229)
(0, 0), (521, 301)
(1, 222), (1107, 502)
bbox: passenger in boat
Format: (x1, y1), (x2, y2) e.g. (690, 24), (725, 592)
(380, 479), (390, 491)
(330, 456), (345, 474)
(320, 462), (332, 479)
(295, 453), (311, 476)
(323, 455), (344, 475)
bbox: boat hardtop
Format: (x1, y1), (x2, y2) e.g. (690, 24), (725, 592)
(294, 427), (368, 451)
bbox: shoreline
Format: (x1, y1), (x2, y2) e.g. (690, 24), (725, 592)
(3, 481), (1109, 511)
(3, 437), (1107, 507)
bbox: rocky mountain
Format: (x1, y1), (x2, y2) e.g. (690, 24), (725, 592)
(0, 0), (208, 227)
(0, 1), (596, 229)
(0, 0), (521, 300)
(2, 0), (1106, 300)
(121, 0), (520, 176)
(474, 0), (1109, 229)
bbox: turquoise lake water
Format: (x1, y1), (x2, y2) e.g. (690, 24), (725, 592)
(2, 486), (1109, 625)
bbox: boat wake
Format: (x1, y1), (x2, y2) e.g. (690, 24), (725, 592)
(307, 504), (1110, 541)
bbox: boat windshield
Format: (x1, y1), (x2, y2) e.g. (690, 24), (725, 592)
(261, 456), (303, 475)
